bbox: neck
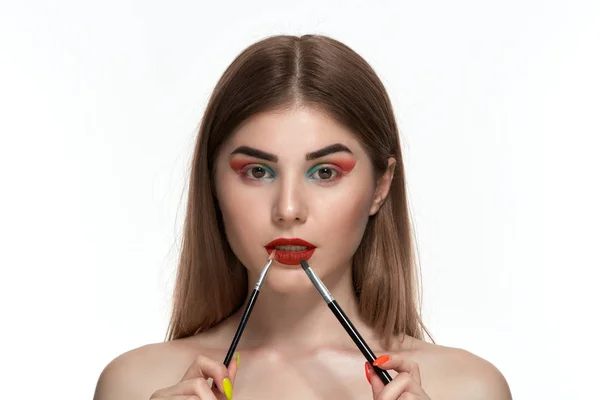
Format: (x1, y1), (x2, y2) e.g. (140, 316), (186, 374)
(227, 263), (381, 354)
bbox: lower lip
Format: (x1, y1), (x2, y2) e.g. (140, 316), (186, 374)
(266, 247), (316, 265)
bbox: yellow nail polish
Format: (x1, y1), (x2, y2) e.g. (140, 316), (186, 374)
(236, 352), (241, 368)
(222, 377), (233, 400)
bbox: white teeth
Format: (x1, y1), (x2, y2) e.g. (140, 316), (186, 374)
(274, 245), (309, 251)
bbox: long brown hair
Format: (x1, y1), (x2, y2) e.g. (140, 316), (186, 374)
(166, 34), (431, 348)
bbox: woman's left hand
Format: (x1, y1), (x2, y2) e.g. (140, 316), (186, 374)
(365, 354), (431, 400)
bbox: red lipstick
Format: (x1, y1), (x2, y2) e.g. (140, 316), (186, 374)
(264, 238), (316, 265)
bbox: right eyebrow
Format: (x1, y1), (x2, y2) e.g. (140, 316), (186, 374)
(230, 146), (278, 162)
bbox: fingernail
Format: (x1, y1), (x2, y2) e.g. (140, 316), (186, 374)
(222, 377), (233, 400)
(364, 362), (371, 384)
(373, 355), (390, 367)
(236, 352), (241, 368)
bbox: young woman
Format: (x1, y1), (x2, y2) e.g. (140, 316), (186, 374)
(94, 34), (511, 400)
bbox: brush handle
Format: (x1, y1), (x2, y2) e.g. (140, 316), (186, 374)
(223, 288), (259, 366)
(328, 300), (393, 385)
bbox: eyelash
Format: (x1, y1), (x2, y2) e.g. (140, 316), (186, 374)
(238, 164), (342, 183)
(239, 164), (276, 181)
(306, 164), (341, 182)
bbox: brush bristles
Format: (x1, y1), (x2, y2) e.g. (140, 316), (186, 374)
(300, 260), (310, 271)
(268, 250), (276, 260)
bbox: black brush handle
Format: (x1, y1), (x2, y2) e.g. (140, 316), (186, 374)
(213, 289), (260, 389)
(223, 288), (259, 365)
(328, 300), (393, 385)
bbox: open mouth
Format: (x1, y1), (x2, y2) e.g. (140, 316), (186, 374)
(265, 238), (316, 265)
(273, 245), (309, 251)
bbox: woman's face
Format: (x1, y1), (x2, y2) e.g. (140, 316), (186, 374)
(214, 107), (391, 293)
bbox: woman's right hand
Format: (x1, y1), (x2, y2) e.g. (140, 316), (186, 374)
(150, 353), (239, 400)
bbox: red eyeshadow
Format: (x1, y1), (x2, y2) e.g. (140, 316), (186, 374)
(331, 158), (357, 173)
(228, 158), (252, 171)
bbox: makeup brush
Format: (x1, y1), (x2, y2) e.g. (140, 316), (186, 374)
(222, 251), (275, 367)
(300, 259), (393, 385)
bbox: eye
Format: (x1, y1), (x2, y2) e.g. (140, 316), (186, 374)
(241, 165), (275, 180)
(307, 165), (340, 181)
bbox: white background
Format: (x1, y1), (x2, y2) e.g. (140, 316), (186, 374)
(1, 0), (599, 398)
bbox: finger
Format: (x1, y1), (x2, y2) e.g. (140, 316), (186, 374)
(181, 355), (232, 398)
(364, 362), (372, 385)
(151, 377), (216, 399)
(367, 362), (386, 397)
(212, 352), (240, 390)
(227, 352), (240, 385)
(373, 354), (422, 386)
(375, 372), (421, 400)
(399, 393), (419, 400)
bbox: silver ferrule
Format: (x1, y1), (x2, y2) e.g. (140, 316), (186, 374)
(303, 265), (334, 303)
(254, 259), (273, 290)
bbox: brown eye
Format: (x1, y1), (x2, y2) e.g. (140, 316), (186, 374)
(241, 164), (274, 181)
(307, 165), (340, 182)
(251, 167), (266, 178)
(318, 168), (333, 179)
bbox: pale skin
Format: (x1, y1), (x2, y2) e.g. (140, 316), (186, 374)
(94, 107), (512, 400)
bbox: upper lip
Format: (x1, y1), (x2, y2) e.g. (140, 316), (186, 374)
(265, 238), (316, 248)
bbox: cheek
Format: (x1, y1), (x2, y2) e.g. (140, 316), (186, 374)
(318, 185), (374, 258)
(216, 181), (268, 259)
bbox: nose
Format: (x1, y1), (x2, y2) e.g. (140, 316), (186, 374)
(271, 174), (308, 226)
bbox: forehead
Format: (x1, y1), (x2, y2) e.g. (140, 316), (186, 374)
(221, 107), (365, 158)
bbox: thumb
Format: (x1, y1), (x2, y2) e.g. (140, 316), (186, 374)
(227, 352), (241, 385)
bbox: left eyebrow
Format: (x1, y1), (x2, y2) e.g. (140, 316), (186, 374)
(230, 143), (354, 162)
(306, 143), (353, 160)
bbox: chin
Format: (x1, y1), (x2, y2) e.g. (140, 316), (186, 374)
(262, 266), (316, 294)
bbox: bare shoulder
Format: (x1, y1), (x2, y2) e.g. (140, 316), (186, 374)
(92, 337), (207, 400)
(404, 337), (512, 400)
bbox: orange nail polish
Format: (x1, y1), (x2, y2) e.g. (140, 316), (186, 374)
(364, 362), (371, 384)
(373, 355), (390, 367)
